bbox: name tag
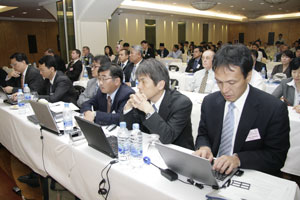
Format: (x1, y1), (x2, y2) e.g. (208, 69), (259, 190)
(245, 128), (261, 142)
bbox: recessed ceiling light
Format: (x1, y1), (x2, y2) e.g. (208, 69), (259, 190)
(278, 7), (282, 10)
(249, 0), (253, 1)
(171, 15), (173, 16)
(260, 2), (264, 4)
(270, 5), (274, 7)
(242, 8), (245, 10)
(172, 2), (176, 5)
(11, 15), (14, 18)
(230, 5), (234, 7)
(146, 12), (150, 14)
(36, 8), (41, 11)
(22, 11), (27, 14)
(217, 2), (221, 4)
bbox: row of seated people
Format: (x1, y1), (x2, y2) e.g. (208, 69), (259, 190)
(1, 44), (295, 182)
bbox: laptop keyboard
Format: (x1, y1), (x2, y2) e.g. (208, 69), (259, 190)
(212, 170), (229, 181)
(107, 136), (118, 156)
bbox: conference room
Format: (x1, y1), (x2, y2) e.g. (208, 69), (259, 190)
(0, 0), (300, 199)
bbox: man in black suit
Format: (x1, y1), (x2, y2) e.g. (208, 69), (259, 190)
(185, 46), (204, 73)
(65, 49), (83, 82)
(156, 43), (169, 58)
(141, 40), (155, 59)
(44, 48), (66, 73)
(119, 49), (134, 82)
(81, 63), (134, 125)
(194, 44), (290, 176)
(38, 55), (78, 105)
(3, 53), (44, 94)
(250, 50), (267, 79)
(121, 58), (194, 150)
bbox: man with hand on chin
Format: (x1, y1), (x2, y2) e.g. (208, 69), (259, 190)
(121, 58), (194, 150)
(194, 44), (289, 176)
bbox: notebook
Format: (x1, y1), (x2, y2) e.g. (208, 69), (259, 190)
(156, 143), (237, 189)
(74, 116), (118, 158)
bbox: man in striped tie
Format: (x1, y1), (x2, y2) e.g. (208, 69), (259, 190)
(194, 44), (290, 176)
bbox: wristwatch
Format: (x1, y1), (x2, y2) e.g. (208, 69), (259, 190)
(145, 110), (155, 120)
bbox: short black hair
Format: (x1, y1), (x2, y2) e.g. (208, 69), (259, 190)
(93, 55), (111, 66)
(159, 43), (165, 47)
(10, 53), (29, 64)
(291, 57), (300, 71)
(194, 46), (204, 52)
(45, 48), (55, 54)
(296, 46), (300, 51)
(282, 50), (294, 59)
(141, 40), (148, 44)
(123, 42), (130, 47)
(173, 44), (179, 50)
(38, 55), (57, 70)
(73, 49), (81, 57)
(184, 41), (189, 44)
(136, 58), (170, 90)
(252, 43), (259, 48)
(82, 46), (90, 51)
(120, 49), (130, 56)
(98, 62), (123, 82)
(250, 49), (258, 59)
(213, 44), (253, 79)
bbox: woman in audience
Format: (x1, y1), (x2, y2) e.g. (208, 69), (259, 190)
(104, 45), (116, 61)
(272, 57), (300, 113)
(271, 50), (294, 78)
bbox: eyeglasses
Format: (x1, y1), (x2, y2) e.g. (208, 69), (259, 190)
(98, 76), (112, 82)
(10, 62), (18, 67)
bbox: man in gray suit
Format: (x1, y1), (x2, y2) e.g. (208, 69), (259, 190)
(77, 55), (110, 107)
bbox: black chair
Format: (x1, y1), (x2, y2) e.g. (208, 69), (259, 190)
(168, 65), (179, 72)
(74, 85), (85, 99)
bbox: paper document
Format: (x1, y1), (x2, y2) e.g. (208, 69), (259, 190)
(49, 101), (79, 113)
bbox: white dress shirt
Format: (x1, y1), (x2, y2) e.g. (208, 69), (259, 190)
(287, 79), (300, 106)
(190, 68), (217, 93)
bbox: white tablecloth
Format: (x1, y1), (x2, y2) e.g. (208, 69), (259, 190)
(169, 72), (194, 91)
(265, 82), (280, 94)
(0, 102), (299, 200)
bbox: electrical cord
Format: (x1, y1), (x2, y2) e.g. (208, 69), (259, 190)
(40, 127), (49, 176)
(98, 160), (118, 200)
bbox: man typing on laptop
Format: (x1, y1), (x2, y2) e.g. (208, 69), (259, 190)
(194, 44), (290, 176)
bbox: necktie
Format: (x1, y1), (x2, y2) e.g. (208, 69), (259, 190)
(107, 95), (112, 113)
(218, 103), (235, 156)
(50, 83), (53, 94)
(121, 63), (125, 69)
(21, 73), (24, 89)
(199, 70), (209, 93)
(193, 60), (198, 70)
(130, 65), (136, 82)
(152, 104), (158, 112)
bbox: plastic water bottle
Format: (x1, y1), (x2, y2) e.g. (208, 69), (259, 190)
(135, 80), (139, 87)
(23, 84), (31, 112)
(118, 122), (130, 164)
(261, 67), (266, 79)
(63, 103), (73, 135)
(17, 89), (25, 114)
(130, 123), (143, 168)
(83, 66), (88, 79)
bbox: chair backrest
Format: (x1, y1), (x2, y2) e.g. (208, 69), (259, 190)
(169, 65), (179, 72)
(74, 85), (85, 98)
(170, 79), (179, 90)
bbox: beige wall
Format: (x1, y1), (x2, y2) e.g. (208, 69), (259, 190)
(0, 20), (59, 68)
(108, 13), (229, 51)
(228, 19), (300, 46)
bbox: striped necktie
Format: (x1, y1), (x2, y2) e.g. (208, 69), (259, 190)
(218, 103), (235, 156)
(199, 70), (209, 93)
(107, 96), (112, 113)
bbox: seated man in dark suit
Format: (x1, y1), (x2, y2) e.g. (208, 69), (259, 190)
(81, 63), (134, 125)
(3, 52), (44, 94)
(38, 55), (78, 105)
(156, 43), (169, 58)
(44, 48), (66, 73)
(65, 49), (83, 82)
(250, 49), (267, 79)
(121, 58), (194, 150)
(141, 40), (155, 59)
(194, 44), (290, 176)
(185, 46), (204, 73)
(118, 49), (134, 82)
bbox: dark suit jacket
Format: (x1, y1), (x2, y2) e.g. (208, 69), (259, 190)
(54, 54), (66, 73)
(157, 48), (169, 58)
(11, 65), (44, 94)
(123, 61), (134, 82)
(39, 71), (78, 105)
(0, 68), (7, 87)
(81, 84), (134, 125)
(129, 59), (144, 87)
(254, 61), (267, 79)
(121, 90), (195, 150)
(272, 77), (295, 106)
(185, 58), (203, 73)
(143, 48), (155, 59)
(65, 60), (83, 82)
(259, 48), (268, 58)
(271, 64), (291, 78)
(195, 86), (290, 176)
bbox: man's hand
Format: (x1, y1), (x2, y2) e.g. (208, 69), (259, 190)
(8, 70), (20, 79)
(11, 92), (18, 101)
(213, 154), (240, 175)
(130, 92), (154, 114)
(84, 111), (95, 122)
(3, 86), (13, 94)
(193, 146), (213, 163)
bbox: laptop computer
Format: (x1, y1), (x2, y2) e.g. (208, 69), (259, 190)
(74, 116), (118, 158)
(156, 143), (237, 189)
(0, 87), (17, 105)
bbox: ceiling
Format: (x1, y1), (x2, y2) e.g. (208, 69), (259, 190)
(0, 0), (299, 22)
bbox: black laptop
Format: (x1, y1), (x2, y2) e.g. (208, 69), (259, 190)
(74, 116), (118, 158)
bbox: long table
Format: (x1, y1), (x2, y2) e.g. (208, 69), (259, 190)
(0, 102), (299, 200)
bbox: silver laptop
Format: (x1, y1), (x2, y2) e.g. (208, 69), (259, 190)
(29, 100), (64, 135)
(156, 143), (237, 189)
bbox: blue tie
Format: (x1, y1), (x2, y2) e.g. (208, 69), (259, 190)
(193, 60), (198, 70)
(152, 104), (158, 112)
(218, 103), (235, 156)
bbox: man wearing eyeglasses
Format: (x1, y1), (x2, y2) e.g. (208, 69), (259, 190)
(3, 52), (44, 94)
(77, 55), (110, 107)
(81, 63), (134, 125)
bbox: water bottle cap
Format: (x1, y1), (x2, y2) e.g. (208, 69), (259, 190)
(119, 121), (126, 128)
(64, 103), (69, 107)
(132, 123), (140, 130)
(18, 89), (22, 92)
(24, 84), (28, 87)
